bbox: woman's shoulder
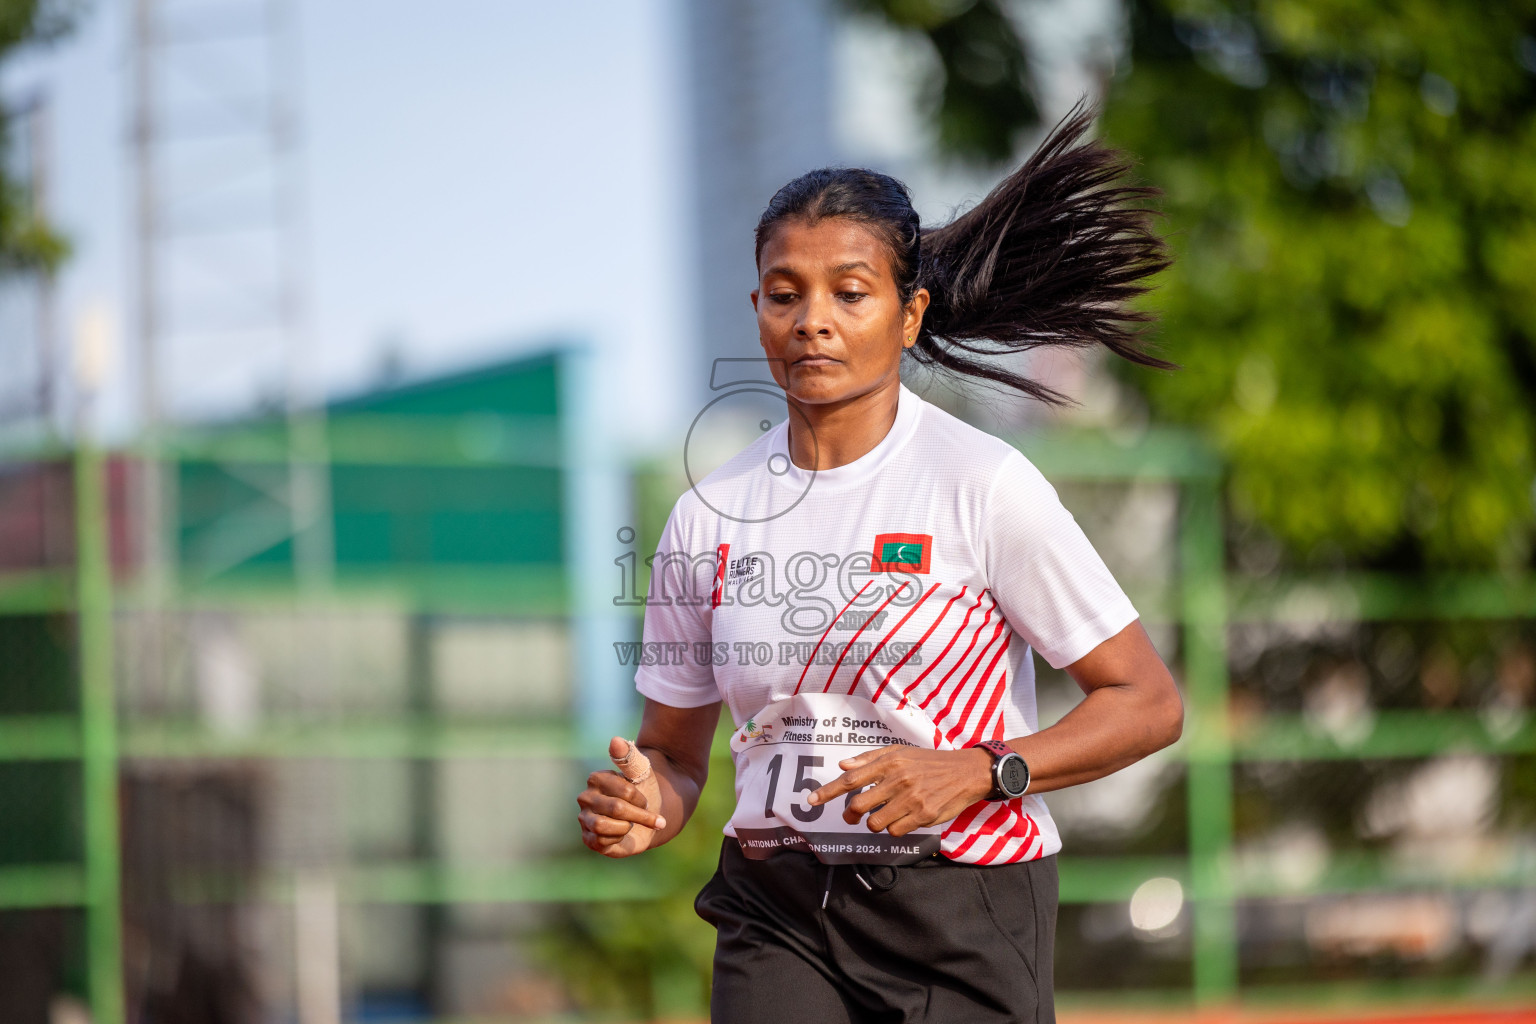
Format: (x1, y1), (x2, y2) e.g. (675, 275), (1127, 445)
(660, 427), (778, 530)
(907, 392), (1035, 487)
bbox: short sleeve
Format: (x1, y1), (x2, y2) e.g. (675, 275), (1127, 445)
(979, 450), (1139, 669)
(632, 500), (722, 708)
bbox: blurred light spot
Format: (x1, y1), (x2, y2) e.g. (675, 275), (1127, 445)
(1303, 660), (1375, 746)
(1420, 72), (1458, 116)
(1366, 173), (1411, 227)
(1272, 823), (1329, 891)
(1360, 753), (1499, 841)
(1129, 877), (1183, 932)
(73, 302), (117, 393)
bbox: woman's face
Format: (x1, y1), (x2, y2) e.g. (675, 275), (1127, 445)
(752, 216), (929, 406)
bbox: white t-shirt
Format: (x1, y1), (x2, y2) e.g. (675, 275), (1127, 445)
(633, 381), (1139, 865)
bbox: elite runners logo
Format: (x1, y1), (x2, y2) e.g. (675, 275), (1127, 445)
(870, 532), (932, 574)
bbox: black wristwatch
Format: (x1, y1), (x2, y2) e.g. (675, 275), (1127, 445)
(972, 740), (1030, 800)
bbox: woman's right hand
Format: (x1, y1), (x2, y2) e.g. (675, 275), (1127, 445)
(577, 736), (668, 858)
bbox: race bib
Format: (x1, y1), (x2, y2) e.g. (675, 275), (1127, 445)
(728, 692), (949, 865)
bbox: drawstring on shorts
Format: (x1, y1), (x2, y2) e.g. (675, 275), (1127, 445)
(855, 864), (898, 892)
(823, 863), (899, 909)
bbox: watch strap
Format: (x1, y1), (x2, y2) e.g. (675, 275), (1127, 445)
(974, 740), (1012, 760)
(971, 740), (1013, 800)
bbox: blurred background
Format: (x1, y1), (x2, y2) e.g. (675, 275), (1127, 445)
(1, 0), (1534, 1022)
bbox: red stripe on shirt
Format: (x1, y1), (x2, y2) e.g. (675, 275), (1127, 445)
(945, 802), (1014, 859)
(919, 608), (1001, 717)
(873, 585), (967, 706)
(989, 700), (1009, 741)
(975, 700), (1006, 746)
(959, 635), (1013, 746)
(897, 589), (990, 710)
(822, 581), (910, 693)
(945, 634), (1011, 746)
(949, 801), (1013, 852)
(946, 799), (991, 837)
(792, 580), (874, 695)
(974, 830), (1016, 866)
(976, 808), (1038, 865)
(923, 615), (1004, 728)
(851, 582), (938, 698)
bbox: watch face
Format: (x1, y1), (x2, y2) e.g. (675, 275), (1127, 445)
(999, 756), (1030, 797)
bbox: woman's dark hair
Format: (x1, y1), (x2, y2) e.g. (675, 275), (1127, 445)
(754, 102), (1176, 406)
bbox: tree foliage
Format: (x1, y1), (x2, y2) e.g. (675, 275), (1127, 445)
(1099, 1), (1536, 571)
(0, 0), (74, 274)
(843, 0), (1039, 162)
(871, 1), (1536, 572)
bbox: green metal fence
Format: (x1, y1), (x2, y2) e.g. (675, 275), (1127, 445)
(2, 418), (1534, 1022)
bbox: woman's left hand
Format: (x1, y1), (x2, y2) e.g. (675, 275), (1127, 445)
(807, 746), (996, 837)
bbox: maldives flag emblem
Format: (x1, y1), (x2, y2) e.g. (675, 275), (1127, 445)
(871, 532), (932, 574)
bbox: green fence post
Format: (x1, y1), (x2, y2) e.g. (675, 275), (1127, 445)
(75, 439), (126, 1024)
(1180, 476), (1236, 1006)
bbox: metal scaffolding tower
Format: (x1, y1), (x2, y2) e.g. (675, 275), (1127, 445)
(131, 0), (332, 596)
(128, 4), (336, 1020)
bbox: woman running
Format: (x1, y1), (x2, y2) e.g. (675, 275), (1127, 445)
(576, 105), (1185, 1023)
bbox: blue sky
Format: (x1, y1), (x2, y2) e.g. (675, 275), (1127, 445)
(3, 0), (1115, 447)
(3, 0), (691, 447)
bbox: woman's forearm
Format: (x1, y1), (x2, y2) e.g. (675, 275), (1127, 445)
(631, 698), (723, 849)
(1003, 677), (1183, 795)
(635, 742), (708, 848)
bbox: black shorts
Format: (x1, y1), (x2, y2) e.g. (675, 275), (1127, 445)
(694, 836), (1057, 1023)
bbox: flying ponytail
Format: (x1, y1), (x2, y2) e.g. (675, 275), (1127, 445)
(755, 101), (1176, 406)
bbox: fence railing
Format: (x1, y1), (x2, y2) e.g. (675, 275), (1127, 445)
(0, 421), (1533, 1022)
